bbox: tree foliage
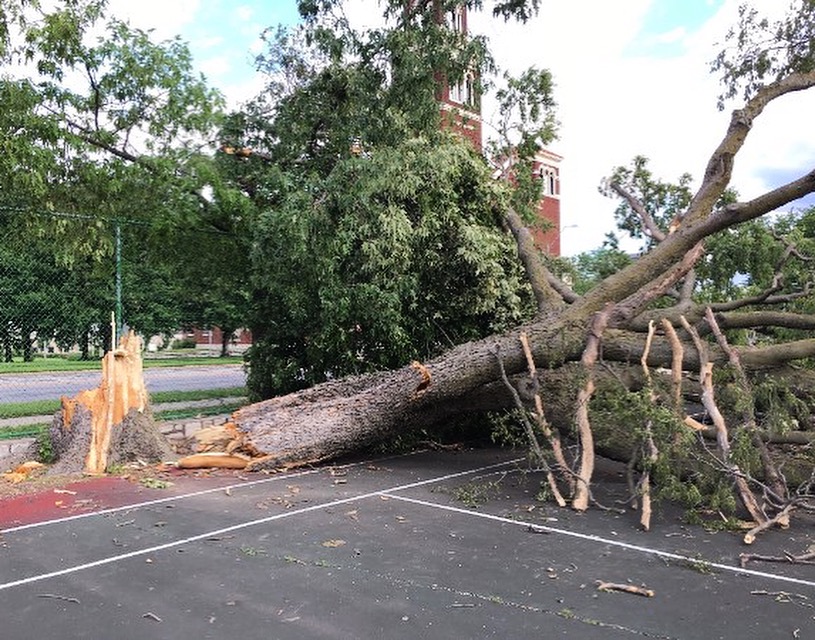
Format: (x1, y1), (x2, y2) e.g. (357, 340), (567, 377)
(0, 0), (254, 355)
(220, 1), (556, 396)
(247, 136), (533, 395)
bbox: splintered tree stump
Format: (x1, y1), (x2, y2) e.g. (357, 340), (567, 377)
(49, 331), (173, 475)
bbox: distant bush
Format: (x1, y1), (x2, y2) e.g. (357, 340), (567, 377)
(171, 337), (197, 350)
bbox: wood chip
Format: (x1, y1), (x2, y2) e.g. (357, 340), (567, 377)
(321, 539), (346, 548)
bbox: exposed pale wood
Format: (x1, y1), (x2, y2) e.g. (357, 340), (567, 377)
(704, 307), (787, 506)
(493, 343), (566, 507)
(67, 330), (149, 475)
(2, 461), (45, 484)
(639, 322), (659, 532)
(519, 331), (573, 495)
(660, 319), (684, 412)
(679, 317), (730, 460)
(743, 504), (795, 545)
(176, 452), (251, 470)
(572, 305), (612, 511)
(595, 581), (655, 597)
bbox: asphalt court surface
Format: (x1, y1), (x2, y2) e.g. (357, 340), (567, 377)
(1, 447), (814, 639)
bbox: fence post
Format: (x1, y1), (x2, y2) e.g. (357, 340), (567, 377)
(115, 222), (123, 339)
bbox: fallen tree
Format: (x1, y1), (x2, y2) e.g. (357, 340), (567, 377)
(6, 1), (814, 543)
(216, 7), (815, 538)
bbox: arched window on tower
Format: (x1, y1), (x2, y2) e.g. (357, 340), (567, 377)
(450, 6), (465, 33)
(539, 166), (558, 196)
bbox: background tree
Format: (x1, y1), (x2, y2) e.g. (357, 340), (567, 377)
(223, 0), (555, 397)
(0, 0), (252, 352)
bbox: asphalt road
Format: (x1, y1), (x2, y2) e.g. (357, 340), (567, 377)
(0, 364), (246, 404)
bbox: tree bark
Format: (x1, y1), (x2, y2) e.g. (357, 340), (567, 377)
(219, 315), (815, 471)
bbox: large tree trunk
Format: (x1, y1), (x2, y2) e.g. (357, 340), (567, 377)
(221, 316), (815, 471)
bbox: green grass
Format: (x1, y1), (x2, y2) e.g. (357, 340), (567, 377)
(151, 387), (247, 404)
(0, 387), (247, 420)
(153, 402), (246, 421)
(0, 423), (49, 440)
(0, 355), (243, 374)
(0, 399), (62, 419)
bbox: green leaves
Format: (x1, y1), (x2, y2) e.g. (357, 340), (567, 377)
(711, 0), (815, 108)
(247, 137), (533, 395)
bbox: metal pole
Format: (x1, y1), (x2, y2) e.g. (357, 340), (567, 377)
(115, 223), (123, 340)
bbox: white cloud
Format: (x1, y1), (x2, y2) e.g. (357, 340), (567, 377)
(105, 0), (201, 38)
(471, 0), (815, 254)
(199, 55), (232, 79)
(649, 26), (687, 45)
(236, 5), (255, 22)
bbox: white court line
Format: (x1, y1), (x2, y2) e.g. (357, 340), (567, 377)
(0, 458), (522, 592)
(0, 448), (458, 535)
(383, 493), (815, 590)
(0, 467), (324, 535)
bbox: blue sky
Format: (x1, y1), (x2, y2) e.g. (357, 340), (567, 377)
(179, 1), (301, 90)
(626, 0), (725, 57)
(107, 0), (815, 255)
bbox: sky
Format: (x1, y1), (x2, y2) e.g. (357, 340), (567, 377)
(104, 0), (815, 256)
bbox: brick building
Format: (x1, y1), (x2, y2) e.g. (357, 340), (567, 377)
(427, 2), (562, 256)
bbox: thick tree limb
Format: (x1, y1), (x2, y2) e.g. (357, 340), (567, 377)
(572, 304), (612, 511)
(715, 168), (815, 227)
(632, 304), (815, 334)
(576, 71), (815, 317)
(609, 182), (667, 242)
(546, 271), (579, 303)
(608, 243), (705, 326)
(687, 70), (815, 226)
(504, 207), (566, 312)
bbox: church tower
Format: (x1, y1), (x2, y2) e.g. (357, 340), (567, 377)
(409, 1), (562, 255)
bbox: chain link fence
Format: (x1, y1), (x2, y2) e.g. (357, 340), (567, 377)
(0, 209), (250, 438)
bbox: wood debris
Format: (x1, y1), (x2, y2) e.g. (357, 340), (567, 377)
(595, 581), (655, 597)
(2, 461), (45, 484)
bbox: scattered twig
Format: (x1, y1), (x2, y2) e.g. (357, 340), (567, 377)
(743, 504), (796, 545)
(142, 612), (162, 622)
(595, 581), (655, 598)
(740, 550), (815, 568)
(526, 524), (550, 535)
(37, 593), (80, 604)
(750, 590), (814, 608)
